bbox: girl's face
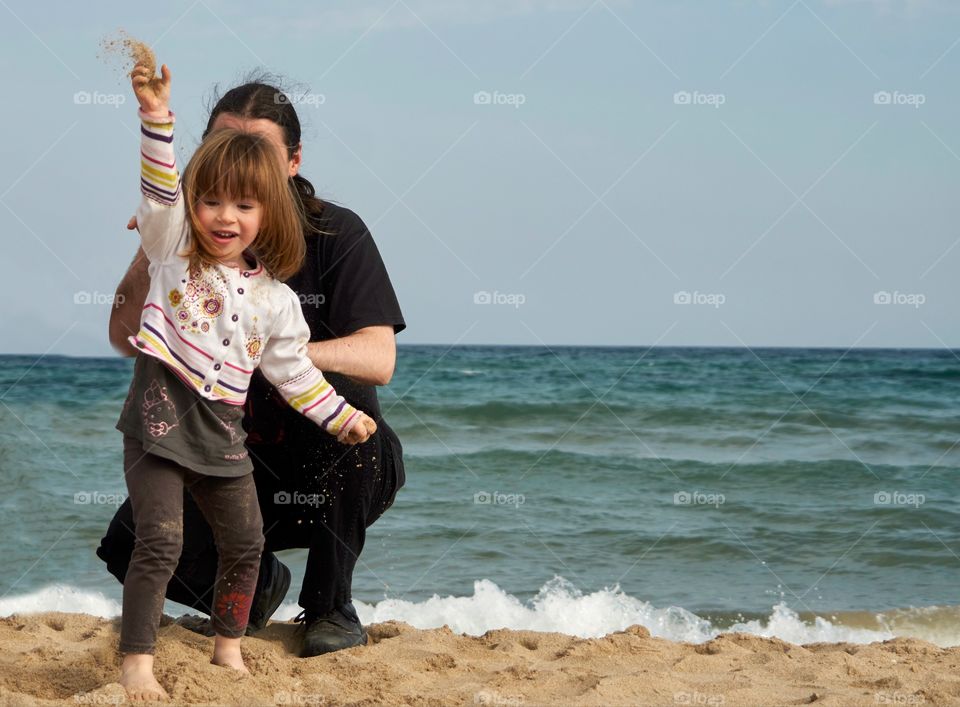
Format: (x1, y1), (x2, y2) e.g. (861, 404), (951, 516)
(194, 194), (262, 268)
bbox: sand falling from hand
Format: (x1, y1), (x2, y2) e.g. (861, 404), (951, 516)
(98, 30), (160, 88)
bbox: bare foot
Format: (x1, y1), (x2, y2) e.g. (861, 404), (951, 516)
(211, 635), (250, 674)
(119, 653), (169, 702)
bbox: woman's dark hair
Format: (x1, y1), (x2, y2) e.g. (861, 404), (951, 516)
(203, 71), (325, 226)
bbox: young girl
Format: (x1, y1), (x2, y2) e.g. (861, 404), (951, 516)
(116, 62), (377, 700)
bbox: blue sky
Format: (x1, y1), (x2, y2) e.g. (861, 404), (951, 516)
(1, 0), (959, 354)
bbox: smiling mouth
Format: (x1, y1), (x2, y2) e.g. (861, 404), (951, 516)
(210, 231), (238, 244)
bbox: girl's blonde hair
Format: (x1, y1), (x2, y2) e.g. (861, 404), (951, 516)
(181, 128), (305, 281)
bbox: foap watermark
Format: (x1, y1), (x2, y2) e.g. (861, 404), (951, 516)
(274, 491), (326, 508)
(474, 290), (525, 308)
(473, 90), (526, 108)
(73, 91), (126, 108)
(873, 291), (925, 308)
(674, 491), (725, 508)
(275, 691), (327, 705)
(674, 691), (725, 706)
(873, 91), (925, 109)
(674, 290), (725, 308)
(274, 92), (326, 107)
(674, 90), (725, 108)
(74, 491), (126, 507)
(74, 692), (126, 705)
(474, 690), (524, 706)
(474, 491), (526, 508)
(874, 691), (924, 705)
(874, 491), (925, 508)
(298, 293), (326, 308)
(74, 291), (124, 306)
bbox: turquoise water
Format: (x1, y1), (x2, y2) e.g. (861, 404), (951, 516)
(1, 347), (959, 642)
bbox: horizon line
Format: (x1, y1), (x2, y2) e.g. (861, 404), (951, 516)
(1, 343), (958, 360)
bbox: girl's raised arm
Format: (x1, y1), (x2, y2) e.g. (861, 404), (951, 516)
(130, 63), (187, 264)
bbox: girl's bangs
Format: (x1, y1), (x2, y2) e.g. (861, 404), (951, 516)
(191, 136), (271, 201)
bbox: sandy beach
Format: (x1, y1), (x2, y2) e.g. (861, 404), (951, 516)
(1, 612), (958, 706)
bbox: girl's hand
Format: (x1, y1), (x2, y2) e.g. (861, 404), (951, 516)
(337, 413), (378, 446)
(131, 63), (170, 118)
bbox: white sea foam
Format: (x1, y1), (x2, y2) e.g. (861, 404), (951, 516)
(4, 579), (956, 646)
(0, 584), (122, 618)
(273, 577), (955, 646)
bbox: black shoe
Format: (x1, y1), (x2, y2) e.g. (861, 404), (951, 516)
(174, 555), (291, 637)
(247, 554), (292, 632)
(295, 603), (368, 657)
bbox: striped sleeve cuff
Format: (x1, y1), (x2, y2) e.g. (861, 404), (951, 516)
(275, 367), (361, 436)
(139, 110), (180, 205)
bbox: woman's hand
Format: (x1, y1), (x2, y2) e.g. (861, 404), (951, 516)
(337, 413), (378, 445)
(131, 62), (171, 118)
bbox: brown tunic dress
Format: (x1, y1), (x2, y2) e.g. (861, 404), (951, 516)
(117, 354), (253, 477)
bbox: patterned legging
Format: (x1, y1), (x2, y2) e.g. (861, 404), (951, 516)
(119, 435), (264, 654)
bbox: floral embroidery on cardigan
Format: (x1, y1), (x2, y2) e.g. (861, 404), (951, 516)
(173, 264), (229, 334)
(245, 318), (263, 362)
